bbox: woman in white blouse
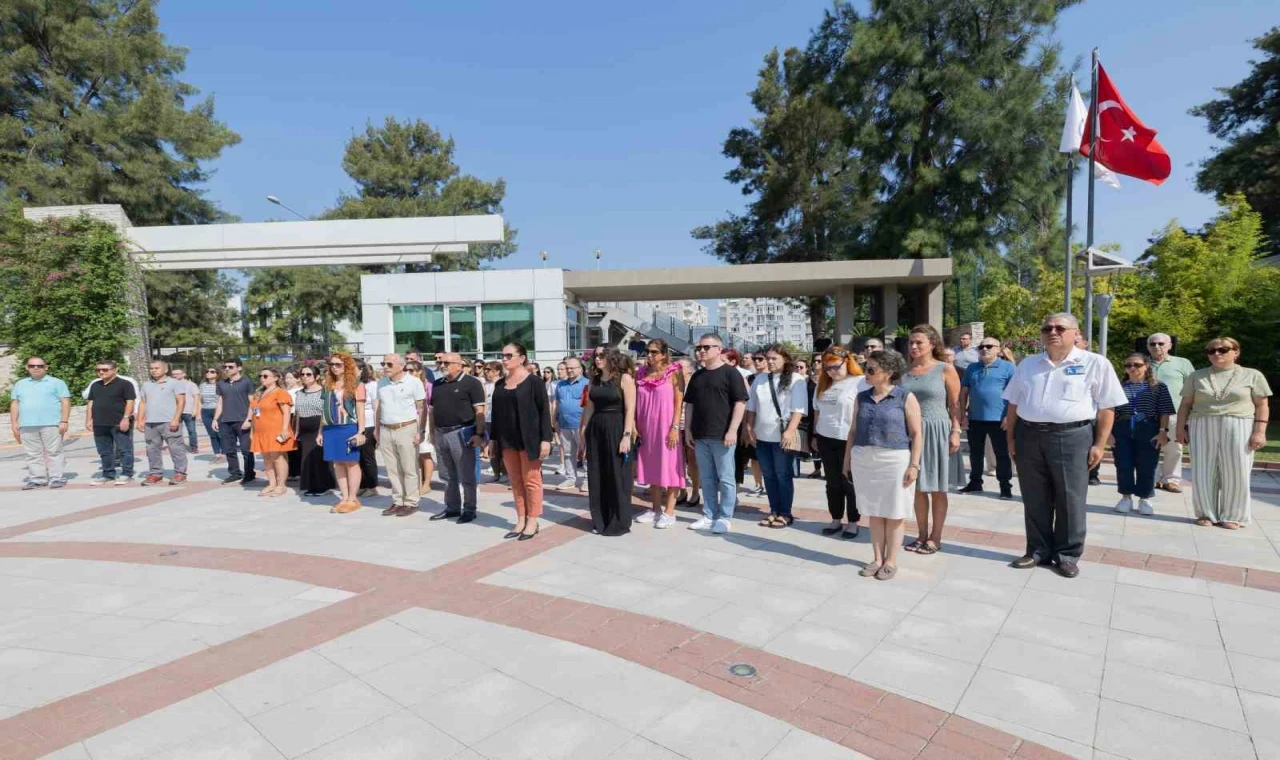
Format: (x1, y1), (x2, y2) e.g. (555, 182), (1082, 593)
(810, 347), (868, 538)
(743, 345), (809, 528)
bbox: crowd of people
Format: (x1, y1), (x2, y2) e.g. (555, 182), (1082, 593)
(9, 314), (1272, 580)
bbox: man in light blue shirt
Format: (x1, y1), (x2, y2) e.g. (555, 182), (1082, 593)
(10, 356), (72, 489)
(958, 337), (1016, 499)
(552, 357), (589, 490)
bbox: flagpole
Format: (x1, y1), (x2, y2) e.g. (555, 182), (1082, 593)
(1084, 49), (1098, 345)
(1064, 155), (1074, 312)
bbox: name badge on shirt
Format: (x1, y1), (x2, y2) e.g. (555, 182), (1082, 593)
(1065, 365), (1085, 376)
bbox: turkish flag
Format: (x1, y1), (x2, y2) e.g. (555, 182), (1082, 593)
(1080, 64), (1171, 186)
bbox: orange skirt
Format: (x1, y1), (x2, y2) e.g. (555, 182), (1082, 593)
(252, 427), (296, 454)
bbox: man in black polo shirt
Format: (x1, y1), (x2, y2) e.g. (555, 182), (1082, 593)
(428, 353), (486, 523)
(85, 360), (137, 485)
(213, 358), (256, 485)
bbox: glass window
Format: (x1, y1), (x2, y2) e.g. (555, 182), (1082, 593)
(449, 306), (478, 359)
(566, 305), (581, 351)
(482, 302), (535, 354)
(393, 305), (444, 355)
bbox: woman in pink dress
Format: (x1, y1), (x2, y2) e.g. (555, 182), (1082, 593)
(634, 339), (686, 529)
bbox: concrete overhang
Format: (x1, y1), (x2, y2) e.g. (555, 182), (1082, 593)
(563, 259), (953, 301)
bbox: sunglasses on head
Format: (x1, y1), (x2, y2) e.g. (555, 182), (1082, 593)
(1040, 325), (1070, 334)
(1206, 346), (1232, 355)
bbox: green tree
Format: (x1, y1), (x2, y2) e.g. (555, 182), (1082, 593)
(1191, 27), (1280, 256)
(697, 0), (1078, 340)
(324, 117), (517, 270)
(0, 0), (243, 356)
(144, 270), (237, 347)
(0, 214), (135, 395)
(242, 266), (361, 347)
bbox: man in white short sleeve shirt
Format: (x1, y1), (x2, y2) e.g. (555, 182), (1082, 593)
(1003, 313), (1127, 578)
(375, 353), (427, 516)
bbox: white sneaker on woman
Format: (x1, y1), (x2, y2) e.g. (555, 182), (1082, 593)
(1114, 496), (1132, 514)
(655, 513), (676, 529)
(1137, 498), (1155, 516)
(634, 510), (656, 524)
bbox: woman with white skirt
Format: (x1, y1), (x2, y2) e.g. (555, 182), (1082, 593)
(844, 349), (923, 581)
(1176, 337), (1271, 529)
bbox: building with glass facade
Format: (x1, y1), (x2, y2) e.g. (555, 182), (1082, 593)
(360, 269), (585, 364)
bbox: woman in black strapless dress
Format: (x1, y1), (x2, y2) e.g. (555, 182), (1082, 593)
(581, 349), (637, 535)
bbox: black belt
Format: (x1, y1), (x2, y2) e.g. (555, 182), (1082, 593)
(435, 423), (473, 433)
(1018, 419), (1091, 432)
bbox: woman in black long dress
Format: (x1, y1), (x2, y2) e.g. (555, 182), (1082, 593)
(294, 368), (336, 496)
(580, 348), (637, 535)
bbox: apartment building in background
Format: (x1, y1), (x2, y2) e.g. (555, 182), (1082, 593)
(718, 297), (813, 351)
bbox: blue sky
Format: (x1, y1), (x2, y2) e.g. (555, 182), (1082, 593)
(162, 0), (1275, 278)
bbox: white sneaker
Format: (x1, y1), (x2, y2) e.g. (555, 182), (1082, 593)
(688, 517), (714, 530)
(1114, 496), (1132, 514)
(1138, 498), (1155, 516)
(634, 510), (656, 524)
(90, 476), (112, 486)
(655, 513), (676, 529)
(115, 475), (135, 486)
(712, 519), (731, 534)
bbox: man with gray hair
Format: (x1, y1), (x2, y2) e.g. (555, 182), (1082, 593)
(376, 353), (427, 516)
(1146, 332), (1194, 493)
(1002, 313), (1127, 578)
(428, 353), (487, 523)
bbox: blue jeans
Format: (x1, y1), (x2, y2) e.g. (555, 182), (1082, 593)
(200, 408), (223, 455)
(694, 439), (737, 522)
(180, 413), (198, 451)
(755, 441), (796, 517)
(1114, 418), (1160, 499)
(93, 424), (134, 479)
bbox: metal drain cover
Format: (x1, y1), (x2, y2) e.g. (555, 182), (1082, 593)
(728, 663), (757, 677)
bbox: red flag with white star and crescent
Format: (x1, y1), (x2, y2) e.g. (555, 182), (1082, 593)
(1080, 63), (1171, 185)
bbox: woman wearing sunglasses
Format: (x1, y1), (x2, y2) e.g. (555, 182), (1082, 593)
(198, 368), (224, 460)
(249, 368), (295, 497)
(318, 352), (367, 513)
(293, 365), (334, 497)
(811, 347), (867, 538)
(1111, 354), (1175, 516)
(1176, 338), (1272, 529)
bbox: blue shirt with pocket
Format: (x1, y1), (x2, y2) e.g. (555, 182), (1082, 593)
(553, 376), (589, 430)
(962, 359), (1016, 422)
(13, 375), (71, 428)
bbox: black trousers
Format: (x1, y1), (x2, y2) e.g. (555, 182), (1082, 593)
(1014, 421), (1091, 559)
(219, 421), (255, 480)
(815, 434), (857, 522)
(359, 425), (378, 489)
(967, 420), (1013, 489)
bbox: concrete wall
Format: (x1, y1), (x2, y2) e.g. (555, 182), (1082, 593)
(361, 269), (567, 361)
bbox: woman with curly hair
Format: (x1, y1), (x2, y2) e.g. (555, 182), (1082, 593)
(581, 347), (637, 535)
(899, 324), (961, 555)
(317, 352), (367, 513)
(633, 339), (685, 528)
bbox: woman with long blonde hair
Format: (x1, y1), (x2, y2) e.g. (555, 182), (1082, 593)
(317, 352), (367, 513)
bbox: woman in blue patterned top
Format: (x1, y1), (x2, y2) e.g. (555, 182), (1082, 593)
(1112, 353), (1176, 516)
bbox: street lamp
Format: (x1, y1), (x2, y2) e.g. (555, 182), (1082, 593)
(594, 249), (602, 270)
(540, 250), (548, 268)
(266, 195), (308, 221)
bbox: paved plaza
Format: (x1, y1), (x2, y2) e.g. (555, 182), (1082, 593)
(2, 436), (1280, 760)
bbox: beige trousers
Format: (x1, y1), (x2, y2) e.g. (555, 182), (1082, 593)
(379, 424), (420, 507)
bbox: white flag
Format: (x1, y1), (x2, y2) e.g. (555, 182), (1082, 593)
(1062, 83), (1121, 189)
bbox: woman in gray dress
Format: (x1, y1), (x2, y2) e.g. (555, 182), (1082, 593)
(899, 325), (961, 555)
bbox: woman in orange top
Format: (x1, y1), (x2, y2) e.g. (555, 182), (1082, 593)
(251, 367), (296, 497)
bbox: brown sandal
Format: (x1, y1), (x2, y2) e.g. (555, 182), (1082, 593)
(916, 541), (940, 555)
(905, 539), (926, 553)
(1194, 517), (1213, 527)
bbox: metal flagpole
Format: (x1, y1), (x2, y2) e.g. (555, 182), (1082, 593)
(1064, 154), (1074, 313)
(1084, 50), (1099, 344)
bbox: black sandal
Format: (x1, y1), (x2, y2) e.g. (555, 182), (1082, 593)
(841, 525), (859, 539)
(821, 523), (842, 536)
(759, 515), (781, 527)
(916, 541), (940, 555)
(769, 515), (793, 529)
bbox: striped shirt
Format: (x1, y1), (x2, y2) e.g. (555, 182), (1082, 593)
(294, 388), (324, 418)
(198, 382), (219, 410)
(1116, 381), (1175, 422)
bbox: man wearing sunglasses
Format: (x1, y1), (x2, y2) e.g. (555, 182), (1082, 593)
(683, 333), (749, 533)
(85, 360), (137, 485)
(1146, 333), (1194, 493)
(1002, 313), (1127, 578)
(11, 356), (71, 489)
(212, 358), (256, 485)
(958, 338), (1015, 499)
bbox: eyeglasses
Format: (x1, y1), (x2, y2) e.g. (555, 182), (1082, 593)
(299, 371), (314, 377)
(259, 373), (272, 378)
(1148, 341), (1167, 347)
(752, 357), (765, 362)
(95, 368), (111, 373)
(646, 349), (662, 355)
(26, 364), (46, 369)
(1040, 325), (1071, 334)
(977, 344), (999, 351)
(221, 365), (236, 370)
(501, 353), (517, 360)
(1123, 363), (1145, 369)
(823, 364), (844, 373)
(327, 362), (344, 367)
(693, 344), (718, 352)
(1205, 346), (1233, 355)
(864, 365), (882, 375)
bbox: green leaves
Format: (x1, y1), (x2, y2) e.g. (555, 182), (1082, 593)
(0, 214), (135, 394)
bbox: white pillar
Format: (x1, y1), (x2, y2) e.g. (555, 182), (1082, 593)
(835, 285), (856, 346)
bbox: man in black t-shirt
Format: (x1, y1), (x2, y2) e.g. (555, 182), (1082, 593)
(683, 334), (748, 533)
(428, 353), (487, 522)
(213, 358), (256, 484)
(85, 360), (137, 484)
